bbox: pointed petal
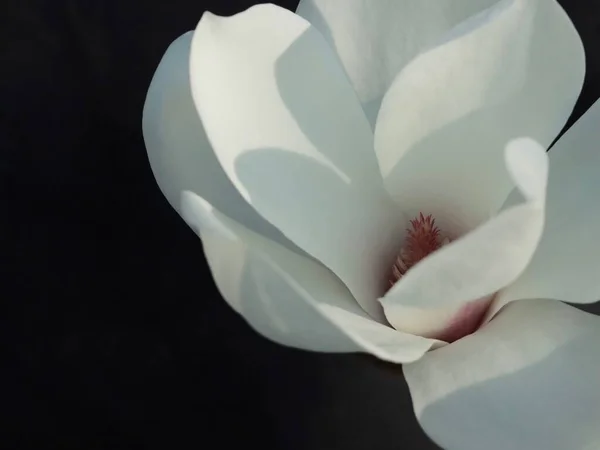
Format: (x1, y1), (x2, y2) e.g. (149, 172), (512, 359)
(142, 32), (289, 247)
(493, 98), (600, 311)
(296, 0), (499, 126)
(404, 299), (600, 450)
(182, 191), (438, 362)
(190, 4), (402, 320)
(375, 0), (584, 227)
(380, 138), (547, 339)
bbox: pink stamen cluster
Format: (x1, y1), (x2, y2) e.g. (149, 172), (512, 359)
(390, 213), (446, 285)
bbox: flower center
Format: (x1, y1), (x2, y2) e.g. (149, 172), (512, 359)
(389, 213), (449, 286)
(387, 213), (492, 343)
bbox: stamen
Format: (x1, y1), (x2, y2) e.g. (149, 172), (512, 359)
(386, 213), (493, 342)
(390, 213), (449, 286)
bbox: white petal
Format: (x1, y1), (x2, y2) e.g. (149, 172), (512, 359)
(404, 299), (600, 450)
(380, 138), (547, 339)
(190, 4), (402, 320)
(182, 191), (439, 362)
(142, 32), (289, 247)
(493, 98), (600, 311)
(296, 0), (500, 126)
(375, 0), (584, 227)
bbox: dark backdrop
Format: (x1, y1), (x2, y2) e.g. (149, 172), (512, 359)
(2, 1), (599, 449)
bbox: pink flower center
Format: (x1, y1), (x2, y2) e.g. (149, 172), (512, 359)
(388, 213), (492, 343)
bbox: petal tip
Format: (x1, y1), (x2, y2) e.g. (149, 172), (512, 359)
(181, 191), (236, 240)
(504, 137), (549, 202)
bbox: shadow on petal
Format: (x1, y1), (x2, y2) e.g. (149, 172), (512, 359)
(418, 337), (599, 449)
(406, 300), (600, 450)
(234, 148), (399, 319)
(274, 27), (384, 188)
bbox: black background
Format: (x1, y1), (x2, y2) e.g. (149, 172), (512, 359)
(2, 1), (599, 449)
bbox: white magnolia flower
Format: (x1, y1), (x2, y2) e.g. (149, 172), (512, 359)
(143, 1), (600, 448)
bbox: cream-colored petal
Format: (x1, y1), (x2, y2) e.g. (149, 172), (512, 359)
(189, 4), (402, 321)
(493, 98), (600, 313)
(182, 191), (439, 362)
(375, 0), (584, 228)
(296, 0), (498, 125)
(380, 138), (547, 339)
(404, 299), (600, 450)
(142, 31), (289, 247)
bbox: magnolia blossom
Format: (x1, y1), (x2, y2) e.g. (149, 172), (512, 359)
(143, 0), (600, 448)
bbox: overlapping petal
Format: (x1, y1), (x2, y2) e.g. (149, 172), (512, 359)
(296, 0), (499, 125)
(182, 191), (439, 362)
(380, 138), (547, 338)
(142, 31), (291, 248)
(404, 299), (600, 450)
(494, 98), (600, 311)
(375, 0), (584, 228)
(189, 4), (403, 320)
